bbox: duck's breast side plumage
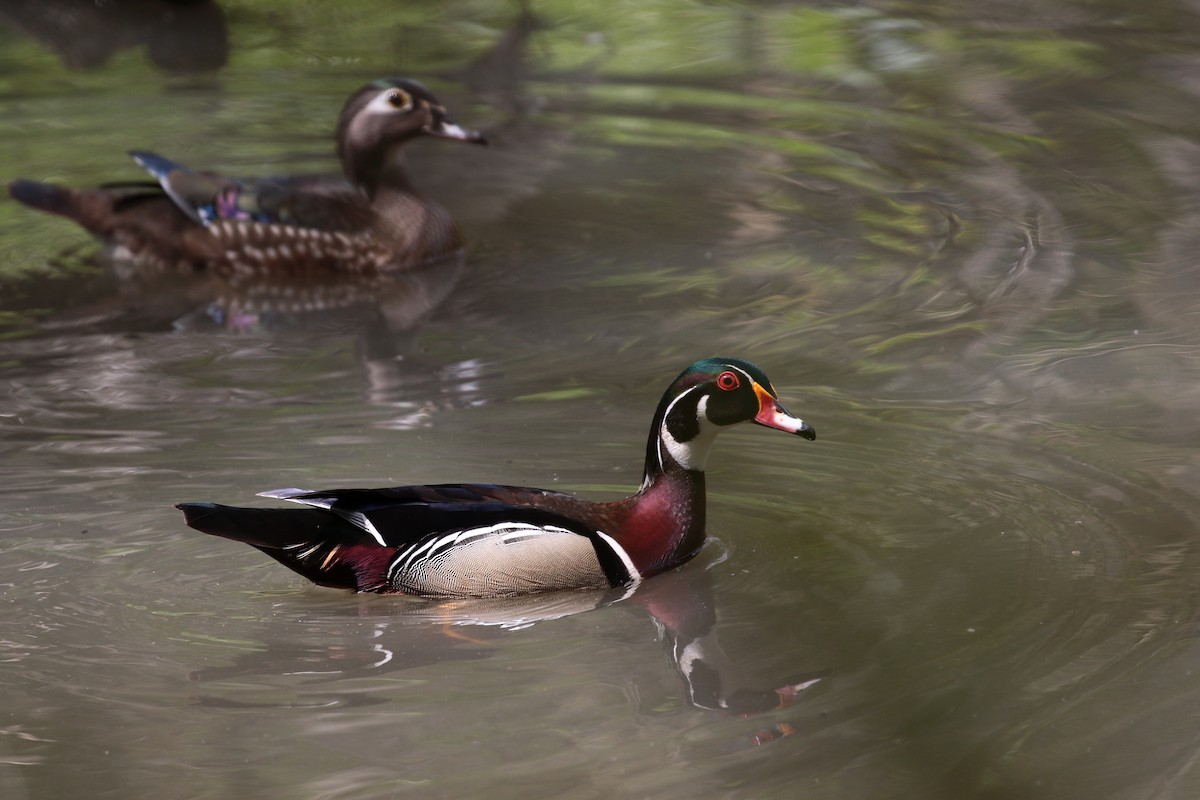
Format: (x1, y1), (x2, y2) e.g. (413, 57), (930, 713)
(388, 521), (613, 596)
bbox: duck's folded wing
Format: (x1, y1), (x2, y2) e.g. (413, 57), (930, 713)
(176, 501), (383, 590)
(178, 484), (636, 596)
(131, 150), (370, 231)
(263, 484), (582, 544)
(269, 486), (638, 595)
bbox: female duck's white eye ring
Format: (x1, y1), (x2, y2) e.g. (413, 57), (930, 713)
(387, 89), (412, 110)
(716, 371), (740, 391)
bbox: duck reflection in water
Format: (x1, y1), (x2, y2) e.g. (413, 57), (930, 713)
(190, 564), (822, 749)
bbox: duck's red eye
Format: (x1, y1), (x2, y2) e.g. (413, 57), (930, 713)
(716, 371), (740, 391)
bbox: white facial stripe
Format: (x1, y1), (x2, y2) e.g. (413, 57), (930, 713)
(660, 386), (723, 471)
(666, 394), (710, 467)
(657, 384), (701, 470)
(726, 364), (757, 393)
(649, 364), (772, 483)
(364, 88), (412, 116)
(728, 364), (754, 382)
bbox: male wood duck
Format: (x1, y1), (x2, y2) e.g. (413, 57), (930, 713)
(8, 78), (486, 277)
(177, 358), (815, 598)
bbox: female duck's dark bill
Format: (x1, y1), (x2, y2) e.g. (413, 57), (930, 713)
(752, 382), (816, 440)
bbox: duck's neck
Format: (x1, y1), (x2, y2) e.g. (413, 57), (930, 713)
(624, 462), (706, 578)
(344, 143), (416, 201)
(641, 394), (721, 489)
(621, 400), (719, 577)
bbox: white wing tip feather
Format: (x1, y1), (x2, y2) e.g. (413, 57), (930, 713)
(257, 488), (316, 500)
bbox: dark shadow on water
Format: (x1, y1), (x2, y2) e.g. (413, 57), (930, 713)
(0, 0), (228, 74)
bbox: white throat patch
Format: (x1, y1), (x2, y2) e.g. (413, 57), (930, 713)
(658, 392), (719, 472)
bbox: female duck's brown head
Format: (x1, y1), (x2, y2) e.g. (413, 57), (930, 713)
(336, 78), (487, 196)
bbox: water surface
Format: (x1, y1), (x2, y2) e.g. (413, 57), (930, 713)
(3, 2), (1200, 798)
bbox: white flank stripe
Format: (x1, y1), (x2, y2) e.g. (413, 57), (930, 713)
(346, 511), (386, 547)
(257, 488), (388, 546)
(500, 524), (571, 543)
(291, 496), (336, 510)
(452, 525), (508, 542)
(388, 522), (585, 582)
(594, 531), (641, 587)
(425, 532), (466, 558)
(257, 487), (313, 500)
(297, 543), (323, 560)
(398, 536), (442, 571)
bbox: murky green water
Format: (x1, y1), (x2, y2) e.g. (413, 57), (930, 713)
(3, 1), (1200, 798)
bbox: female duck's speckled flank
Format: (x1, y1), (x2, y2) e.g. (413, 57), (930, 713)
(177, 358), (816, 598)
(8, 78), (486, 277)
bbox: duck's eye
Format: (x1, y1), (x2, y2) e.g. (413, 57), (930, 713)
(716, 371), (740, 391)
(387, 89), (412, 110)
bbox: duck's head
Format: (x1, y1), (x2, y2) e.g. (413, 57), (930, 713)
(646, 357), (815, 481)
(336, 78), (486, 192)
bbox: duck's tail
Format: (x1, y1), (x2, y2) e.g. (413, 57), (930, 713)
(9, 178), (163, 234)
(9, 179), (84, 219)
(176, 502), (396, 592)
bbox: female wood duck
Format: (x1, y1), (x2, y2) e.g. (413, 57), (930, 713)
(7, 78), (486, 276)
(177, 358), (815, 598)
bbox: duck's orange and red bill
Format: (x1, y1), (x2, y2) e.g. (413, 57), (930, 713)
(752, 382), (816, 440)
